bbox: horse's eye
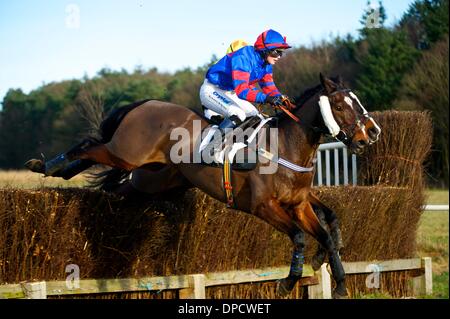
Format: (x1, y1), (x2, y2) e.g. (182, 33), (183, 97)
(334, 104), (343, 111)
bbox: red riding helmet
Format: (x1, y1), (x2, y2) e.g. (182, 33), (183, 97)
(254, 29), (291, 51)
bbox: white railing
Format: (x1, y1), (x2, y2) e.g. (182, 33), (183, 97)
(315, 142), (357, 186)
(423, 204), (449, 212)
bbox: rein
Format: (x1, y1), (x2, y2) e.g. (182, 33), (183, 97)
(274, 96), (328, 135)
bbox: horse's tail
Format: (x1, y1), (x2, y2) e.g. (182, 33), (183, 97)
(88, 99), (151, 191)
(88, 167), (132, 192)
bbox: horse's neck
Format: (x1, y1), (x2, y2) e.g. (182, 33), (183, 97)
(278, 96), (322, 166)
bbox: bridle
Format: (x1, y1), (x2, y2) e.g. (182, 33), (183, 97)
(274, 89), (359, 145)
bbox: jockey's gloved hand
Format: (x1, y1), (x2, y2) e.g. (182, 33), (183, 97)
(265, 95), (283, 107)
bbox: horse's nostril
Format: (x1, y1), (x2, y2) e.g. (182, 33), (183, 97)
(357, 139), (368, 147)
(368, 127), (379, 137)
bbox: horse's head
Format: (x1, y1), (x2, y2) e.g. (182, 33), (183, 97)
(318, 73), (381, 154)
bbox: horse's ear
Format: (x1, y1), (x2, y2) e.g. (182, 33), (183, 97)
(319, 73), (336, 94)
(319, 72), (326, 85)
(336, 75), (344, 86)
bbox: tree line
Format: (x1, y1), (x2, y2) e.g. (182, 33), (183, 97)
(0, 0), (448, 186)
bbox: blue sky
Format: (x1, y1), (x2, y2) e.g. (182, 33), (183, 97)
(0, 0), (415, 106)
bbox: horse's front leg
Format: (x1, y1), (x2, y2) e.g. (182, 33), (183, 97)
(254, 199), (305, 297)
(293, 201), (347, 298)
(277, 229), (306, 296)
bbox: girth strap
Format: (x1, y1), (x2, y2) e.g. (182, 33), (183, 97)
(222, 149), (236, 208)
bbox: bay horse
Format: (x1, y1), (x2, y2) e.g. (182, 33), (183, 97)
(25, 74), (381, 298)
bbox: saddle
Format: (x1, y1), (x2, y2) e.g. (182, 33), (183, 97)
(197, 114), (276, 208)
(197, 115), (276, 171)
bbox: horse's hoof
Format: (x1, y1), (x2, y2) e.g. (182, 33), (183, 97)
(311, 256), (323, 271)
(24, 159), (45, 174)
(276, 279), (292, 298)
(311, 251), (327, 271)
(332, 288), (349, 299)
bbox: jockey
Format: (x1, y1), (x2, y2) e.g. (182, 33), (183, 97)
(199, 29), (294, 137)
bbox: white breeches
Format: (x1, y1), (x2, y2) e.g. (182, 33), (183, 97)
(199, 79), (259, 122)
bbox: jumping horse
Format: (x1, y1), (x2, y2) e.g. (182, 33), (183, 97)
(25, 74), (381, 298)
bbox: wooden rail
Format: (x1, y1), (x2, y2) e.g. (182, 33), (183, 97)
(0, 257), (432, 299)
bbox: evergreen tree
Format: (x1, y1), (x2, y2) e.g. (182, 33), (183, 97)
(355, 2), (420, 110)
(400, 0), (449, 49)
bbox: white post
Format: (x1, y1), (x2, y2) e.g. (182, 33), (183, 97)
(179, 274), (206, 299)
(412, 257), (433, 296)
(334, 149), (339, 185)
(423, 257), (433, 295)
(351, 154), (357, 185)
(22, 281), (47, 299)
(308, 263), (332, 299)
(317, 150), (322, 186)
(325, 150), (331, 186)
(343, 147), (348, 185)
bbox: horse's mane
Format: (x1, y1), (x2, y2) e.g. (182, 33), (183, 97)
(277, 76), (344, 128)
(293, 76), (344, 107)
(293, 83), (323, 107)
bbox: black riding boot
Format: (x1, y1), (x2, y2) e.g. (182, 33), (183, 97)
(211, 115), (242, 148)
(219, 115), (241, 130)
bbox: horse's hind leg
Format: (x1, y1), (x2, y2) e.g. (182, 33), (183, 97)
(27, 138), (136, 177)
(293, 201), (347, 298)
(309, 193), (344, 250)
(53, 159), (96, 180)
(309, 193), (344, 271)
(25, 139), (97, 176)
(65, 141), (136, 171)
(310, 206), (329, 271)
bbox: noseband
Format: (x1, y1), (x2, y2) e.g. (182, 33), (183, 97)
(328, 89), (372, 146)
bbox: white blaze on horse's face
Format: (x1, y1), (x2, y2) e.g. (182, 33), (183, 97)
(318, 95), (340, 137)
(344, 96), (354, 109)
(344, 95), (367, 133)
(349, 92), (368, 115)
(349, 91), (382, 144)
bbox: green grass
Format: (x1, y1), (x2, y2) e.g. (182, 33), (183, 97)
(427, 272), (449, 299)
(354, 291), (393, 299)
(417, 207), (449, 299)
(425, 189), (449, 204)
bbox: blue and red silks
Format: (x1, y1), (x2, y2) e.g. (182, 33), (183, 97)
(206, 30), (291, 104)
(206, 46), (280, 103)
